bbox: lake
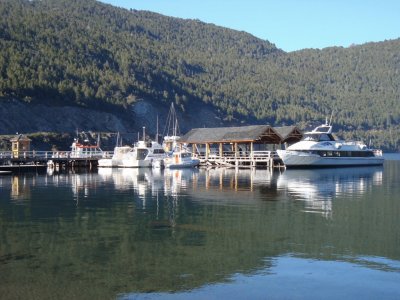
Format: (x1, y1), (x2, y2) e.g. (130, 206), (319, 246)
(1, 156), (400, 299)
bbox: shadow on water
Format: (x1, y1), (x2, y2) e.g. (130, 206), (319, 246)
(0, 161), (399, 299)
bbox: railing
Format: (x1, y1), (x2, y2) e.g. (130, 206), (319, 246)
(197, 150), (278, 161)
(0, 151), (53, 159)
(0, 151), (114, 160)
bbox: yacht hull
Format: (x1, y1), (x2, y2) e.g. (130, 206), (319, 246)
(277, 150), (384, 168)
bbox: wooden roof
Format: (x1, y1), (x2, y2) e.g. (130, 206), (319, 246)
(10, 134), (31, 142)
(179, 125), (303, 144)
(274, 126), (303, 144)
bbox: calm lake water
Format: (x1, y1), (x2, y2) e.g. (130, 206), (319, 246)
(1, 156), (400, 299)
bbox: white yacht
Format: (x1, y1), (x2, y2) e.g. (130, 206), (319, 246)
(120, 140), (166, 168)
(277, 122), (384, 168)
(98, 127), (167, 168)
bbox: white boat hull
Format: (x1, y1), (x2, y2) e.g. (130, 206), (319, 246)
(165, 160), (200, 168)
(98, 158), (120, 167)
(277, 150), (384, 168)
(120, 159), (152, 168)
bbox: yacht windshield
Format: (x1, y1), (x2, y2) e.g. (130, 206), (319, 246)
(136, 149), (149, 160)
(302, 133), (335, 142)
(315, 126), (331, 133)
(302, 134), (319, 141)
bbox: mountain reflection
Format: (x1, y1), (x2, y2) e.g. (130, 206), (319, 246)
(0, 164), (397, 300)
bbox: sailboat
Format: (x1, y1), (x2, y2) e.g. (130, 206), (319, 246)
(162, 103), (200, 168)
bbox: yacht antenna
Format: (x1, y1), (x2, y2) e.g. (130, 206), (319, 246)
(143, 127), (146, 142)
(156, 115), (159, 143)
(115, 132), (120, 147)
(328, 111), (334, 126)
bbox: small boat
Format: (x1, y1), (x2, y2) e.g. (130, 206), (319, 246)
(277, 121), (384, 168)
(69, 132), (104, 159)
(161, 103), (199, 168)
(164, 149), (200, 168)
(162, 103), (181, 152)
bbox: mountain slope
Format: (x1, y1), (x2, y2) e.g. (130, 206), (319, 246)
(0, 0), (399, 150)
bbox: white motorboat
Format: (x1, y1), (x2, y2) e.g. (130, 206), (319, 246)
(277, 121), (384, 168)
(164, 149), (200, 168)
(99, 127), (167, 168)
(98, 146), (132, 167)
(120, 140), (167, 168)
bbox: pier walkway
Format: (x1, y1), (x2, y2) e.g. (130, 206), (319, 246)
(198, 150), (284, 168)
(0, 150), (112, 172)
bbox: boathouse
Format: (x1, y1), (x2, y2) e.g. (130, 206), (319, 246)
(10, 134), (31, 159)
(178, 125), (303, 167)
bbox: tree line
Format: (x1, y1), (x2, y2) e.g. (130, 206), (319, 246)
(0, 0), (399, 150)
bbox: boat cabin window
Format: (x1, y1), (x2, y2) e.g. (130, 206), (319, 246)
(153, 149), (165, 154)
(302, 133), (335, 142)
(315, 126), (331, 133)
(302, 134), (319, 141)
(319, 133), (334, 141)
(181, 152), (192, 158)
(136, 149), (149, 160)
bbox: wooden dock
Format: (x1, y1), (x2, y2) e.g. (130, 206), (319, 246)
(0, 150), (111, 173)
(0, 151), (48, 173)
(197, 150), (284, 169)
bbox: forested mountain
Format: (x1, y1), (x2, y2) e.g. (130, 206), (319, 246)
(1, 0), (399, 150)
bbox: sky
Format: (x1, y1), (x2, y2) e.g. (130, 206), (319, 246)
(100, 0), (400, 52)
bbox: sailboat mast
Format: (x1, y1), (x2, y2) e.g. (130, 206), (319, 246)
(156, 115), (159, 143)
(115, 132), (120, 147)
(173, 106), (176, 136)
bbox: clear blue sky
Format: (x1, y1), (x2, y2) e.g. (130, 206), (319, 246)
(100, 0), (400, 52)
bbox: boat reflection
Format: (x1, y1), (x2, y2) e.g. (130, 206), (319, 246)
(96, 166), (383, 213)
(97, 167), (280, 203)
(277, 166), (383, 217)
(2, 166), (384, 216)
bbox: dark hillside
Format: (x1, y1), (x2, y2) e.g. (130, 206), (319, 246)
(0, 0), (399, 150)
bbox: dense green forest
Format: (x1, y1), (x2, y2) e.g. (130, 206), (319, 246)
(0, 0), (399, 150)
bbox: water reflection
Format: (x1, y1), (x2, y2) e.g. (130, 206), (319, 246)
(0, 164), (398, 300)
(277, 166), (383, 217)
(2, 166), (384, 215)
